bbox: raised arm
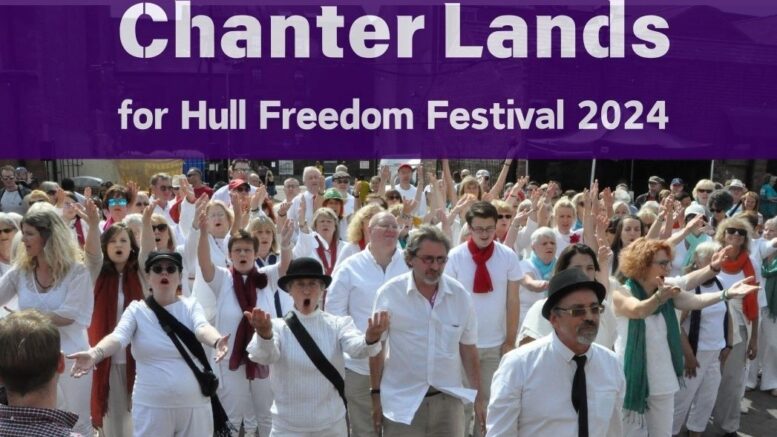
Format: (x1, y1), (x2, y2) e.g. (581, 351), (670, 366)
(197, 204), (216, 283)
(612, 278), (680, 319)
(441, 159), (457, 205)
(83, 198), (102, 259)
(488, 159), (513, 199)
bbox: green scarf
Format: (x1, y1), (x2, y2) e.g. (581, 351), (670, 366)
(761, 256), (777, 322)
(682, 233), (709, 268)
(623, 279), (684, 416)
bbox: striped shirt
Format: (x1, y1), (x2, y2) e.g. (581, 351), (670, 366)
(0, 404), (80, 437)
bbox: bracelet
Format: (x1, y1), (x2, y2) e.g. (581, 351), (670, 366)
(710, 264), (721, 273)
(92, 346), (104, 362)
(213, 339), (219, 349)
(370, 388), (381, 395)
(721, 288), (730, 301)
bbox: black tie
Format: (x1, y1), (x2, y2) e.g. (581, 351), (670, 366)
(572, 355), (588, 437)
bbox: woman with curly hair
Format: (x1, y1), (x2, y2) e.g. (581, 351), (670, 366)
(0, 203), (94, 436)
(338, 203), (384, 262)
(613, 237), (757, 436)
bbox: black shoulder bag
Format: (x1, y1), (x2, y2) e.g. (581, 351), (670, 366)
(145, 296), (233, 437)
(284, 311), (347, 409)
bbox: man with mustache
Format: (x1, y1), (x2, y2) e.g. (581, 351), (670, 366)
(486, 269), (625, 437)
(369, 226), (483, 437)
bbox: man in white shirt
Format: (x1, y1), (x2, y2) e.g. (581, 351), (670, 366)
(289, 166), (324, 225)
(487, 269), (624, 437)
(327, 212), (409, 437)
(394, 163), (427, 217)
(212, 159), (257, 206)
(370, 226), (483, 437)
(0, 165), (29, 215)
(444, 201), (521, 437)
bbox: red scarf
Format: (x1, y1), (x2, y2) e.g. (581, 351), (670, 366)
(467, 238), (495, 293)
(229, 267), (270, 379)
(315, 236), (338, 276)
(88, 267), (144, 428)
(721, 251), (758, 322)
(358, 238), (366, 251)
(101, 216), (114, 232)
(73, 217), (85, 248)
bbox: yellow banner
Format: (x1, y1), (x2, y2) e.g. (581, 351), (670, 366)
(115, 160), (184, 190)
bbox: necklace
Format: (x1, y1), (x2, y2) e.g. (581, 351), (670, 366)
(34, 267), (53, 291)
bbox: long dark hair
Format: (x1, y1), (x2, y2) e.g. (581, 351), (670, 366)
(610, 214), (645, 274)
(100, 223), (139, 274)
(553, 243), (600, 275)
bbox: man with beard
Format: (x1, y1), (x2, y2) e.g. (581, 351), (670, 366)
(486, 269), (624, 437)
(369, 226), (483, 437)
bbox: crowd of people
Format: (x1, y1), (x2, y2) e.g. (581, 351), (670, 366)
(1, 159), (776, 437)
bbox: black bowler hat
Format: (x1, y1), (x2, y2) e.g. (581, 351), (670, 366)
(277, 257), (332, 292)
(542, 269), (606, 320)
(144, 251), (183, 273)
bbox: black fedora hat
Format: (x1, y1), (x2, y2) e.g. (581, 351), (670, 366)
(542, 269), (606, 320)
(144, 251), (183, 273)
(277, 257), (332, 292)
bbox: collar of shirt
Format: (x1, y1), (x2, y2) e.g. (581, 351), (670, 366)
(0, 404), (78, 429)
(364, 244), (403, 267)
(291, 307), (322, 320)
(551, 331), (593, 364)
(405, 272), (453, 299)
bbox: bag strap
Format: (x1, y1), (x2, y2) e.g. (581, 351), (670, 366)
(274, 290), (283, 318)
(284, 311), (347, 409)
(145, 296), (212, 376)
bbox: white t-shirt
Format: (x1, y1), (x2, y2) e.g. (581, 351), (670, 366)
(445, 242), (522, 348)
(0, 189), (24, 215)
(395, 184), (427, 217)
(516, 260), (546, 332)
(111, 298), (211, 408)
(554, 228), (584, 258)
(681, 280), (727, 352)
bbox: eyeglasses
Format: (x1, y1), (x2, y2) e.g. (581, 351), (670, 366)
(0, 228), (15, 234)
(152, 223), (168, 232)
(387, 195), (401, 200)
(471, 226), (496, 234)
(107, 198), (128, 207)
(335, 178), (350, 184)
(158, 185), (172, 192)
(685, 214), (707, 223)
(416, 255), (448, 265)
(0, 176), (14, 181)
(234, 186), (250, 193)
(136, 201), (150, 207)
(709, 208), (724, 214)
(553, 304), (606, 318)
(726, 227), (748, 237)
(151, 264), (179, 274)
(497, 214), (513, 220)
(652, 259), (671, 268)
(697, 189), (712, 194)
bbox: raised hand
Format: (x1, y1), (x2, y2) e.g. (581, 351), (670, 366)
(654, 277), (682, 302)
(711, 245), (735, 271)
(278, 200), (292, 217)
(84, 198), (101, 228)
(365, 311), (390, 344)
(726, 276), (759, 300)
(279, 218), (294, 248)
(244, 308), (273, 339)
(213, 334), (231, 362)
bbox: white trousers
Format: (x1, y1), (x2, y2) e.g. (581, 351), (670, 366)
(132, 403), (213, 437)
(270, 416), (347, 437)
(217, 362), (273, 437)
(760, 311), (777, 391)
(100, 363), (133, 437)
(623, 393), (674, 437)
(672, 350), (721, 433)
(58, 357), (94, 437)
(712, 325), (748, 433)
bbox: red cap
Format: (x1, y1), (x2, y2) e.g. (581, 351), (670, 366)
(397, 163), (414, 172)
(228, 179), (249, 191)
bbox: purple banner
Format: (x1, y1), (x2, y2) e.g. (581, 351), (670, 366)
(1, 1), (776, 159)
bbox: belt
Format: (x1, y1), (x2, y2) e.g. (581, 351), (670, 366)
(425, 388), (442, 398)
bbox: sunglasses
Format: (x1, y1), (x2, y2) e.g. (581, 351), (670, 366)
(497, 214), (513, 220)
(0, 228), (15, 234)
(234, 186), (250, 193)
(387, 195), (401, 200)
(553, 304), (606, 318)
(136, 202), (150, 207)
(151, 264), (179, 274)
(726, 227), (748, 237)
(152, 223), (168, 232)
(158, 185), (172, 192)
(107, 198), (128, 207)
(335, 178), (350, 183)
(0, 176), (14, 181)
(697, 189), (712, 194)
(709, 208), (724, 214)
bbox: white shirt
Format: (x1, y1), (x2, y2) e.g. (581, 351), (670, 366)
(681, 280), (727, 351)
(486, 333), (624, 437)
(373, 272), (478, 425)
(0, 189), (24, 215)
(395, 184), (427, 217)
(516, 260), (546, 332)
(292, 231), (349, 273)
(326, 245), (408, 374)
(0, 264), (92, 354)
(111, 298), (210, 408)
(246, 308), (381, 432)
(212, 184), (257, 207)
(444, 242), (522, 348)
(288, 191), (316, 224)
(554, 228), (584, 258)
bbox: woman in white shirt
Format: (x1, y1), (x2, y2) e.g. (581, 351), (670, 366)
(552, 199), (582, 257)
(294, 207), (348, 281)
(613, 237), (757, 437)
(244, 257), (388, 437)
(517, 227), (555, 330)
(672, 241), (729, 437)
(68, 251), (230, 437)
(0, 203), (94, 436)
(0, 212), (20, 278)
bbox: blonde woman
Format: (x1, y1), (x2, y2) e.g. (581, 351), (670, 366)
(248, 216), (280, 268)
(339, 203), (384, 262)
(552, 199), (582, 257)
(692, 179), (716, 212)
(0, 203), (94, 436)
